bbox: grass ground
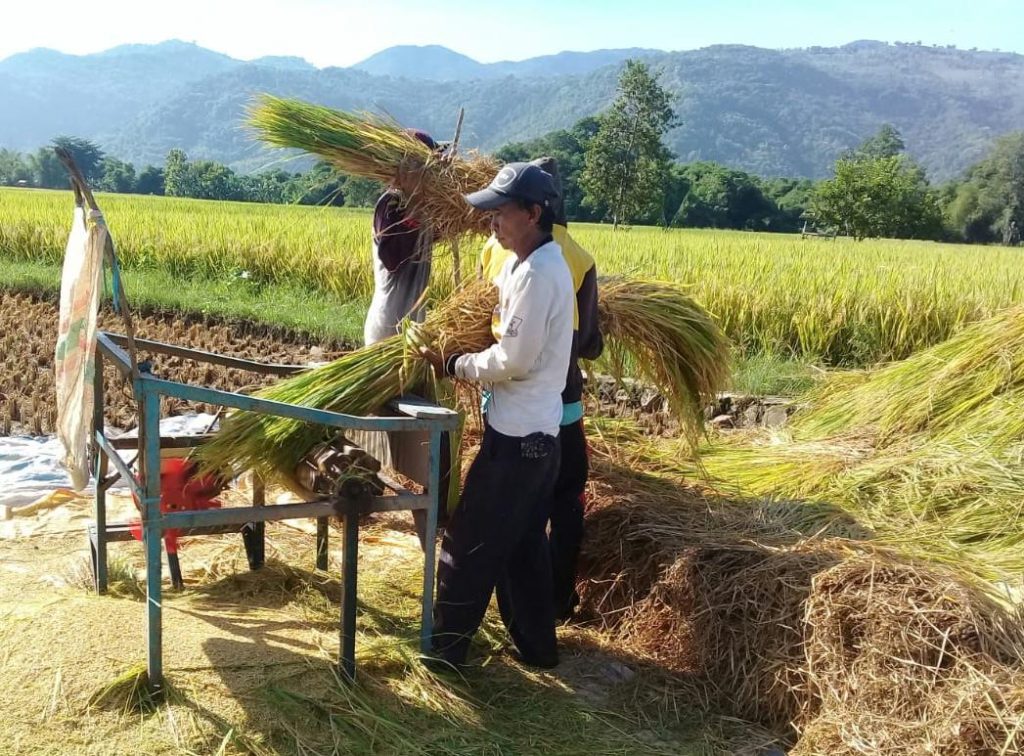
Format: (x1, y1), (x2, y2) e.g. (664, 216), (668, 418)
(0, 258), (365, 346)
(726, 353), (821, 397)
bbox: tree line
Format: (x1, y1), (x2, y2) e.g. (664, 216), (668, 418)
(0, 138), (383, 208)
(1, 62), (1022, 245)
(502, 63), (1023, 244)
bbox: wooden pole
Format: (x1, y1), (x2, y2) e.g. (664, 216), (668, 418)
(448, 108), (466, 287)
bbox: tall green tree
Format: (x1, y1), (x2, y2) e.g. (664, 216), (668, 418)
(581, 60), (676, 227)
(135, 166), (165, 195)
(288, 161), (346, 206)
(811, 154), (943, 240)
(342, 176), (385, 207)
(163, 149), (194, 197)
(844, 123), (906, 160)
(51, 136), (106, 184)
(191, 160), (241, 201)
(97, 157), (136, 193)
(239, 170), (295, 204)
(29, 148), (68, 188)
(672, 162), (780, 230)
(945, 131), (1024, 243)
(497, 116), (600, 221)
(761, 177), (817, 231)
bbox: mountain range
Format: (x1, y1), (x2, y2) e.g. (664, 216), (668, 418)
(2, 39), (1022, 180)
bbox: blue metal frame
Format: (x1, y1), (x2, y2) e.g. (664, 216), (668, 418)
(91, 331), (458, 690)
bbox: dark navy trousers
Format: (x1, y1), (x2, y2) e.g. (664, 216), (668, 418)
(549, 418), (588, 619)
(432, 424), (560, 664)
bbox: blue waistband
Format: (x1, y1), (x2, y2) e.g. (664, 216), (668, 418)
(561, 401), (584, 426)
(481, 393), (584, 427)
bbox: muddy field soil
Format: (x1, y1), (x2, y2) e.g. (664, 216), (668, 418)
(0, 291), (349, 435)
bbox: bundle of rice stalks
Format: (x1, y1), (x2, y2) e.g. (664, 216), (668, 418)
(693, 305), (1024, 578)
(792, 557), (1024, 754)
(197, 278), (730, 482)
(197, 280), (495, 478)
(793, 304), (1024, 444)
(597, 278), (731, 449)
(247, 95), (499, 245)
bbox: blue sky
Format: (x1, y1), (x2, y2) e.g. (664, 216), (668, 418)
(1, 0), (1020, 65)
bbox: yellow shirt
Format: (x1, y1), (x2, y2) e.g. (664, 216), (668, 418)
(479, 225), (594, 329)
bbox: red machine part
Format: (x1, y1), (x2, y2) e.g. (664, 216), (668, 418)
(130, 458), (225, 554)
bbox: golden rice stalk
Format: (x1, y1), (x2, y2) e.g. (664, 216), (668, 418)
(247, 95), (499, 245)
(597, 277), (731, 448)
(196, 281), (494, 478)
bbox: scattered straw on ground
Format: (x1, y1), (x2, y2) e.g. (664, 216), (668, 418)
(579, 449), (1024, 753)
(0, 489), (748, 755)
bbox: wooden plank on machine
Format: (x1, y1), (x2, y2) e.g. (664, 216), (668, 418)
(390, 395), (458, 420)
(389, 395), (455, 488)
(348, 428), (430, 488)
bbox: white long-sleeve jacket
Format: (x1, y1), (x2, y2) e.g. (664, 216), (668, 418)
(453, 240), (574, 438)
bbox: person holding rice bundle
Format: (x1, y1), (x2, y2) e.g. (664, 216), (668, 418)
(479, 157), (603, 621)
(362, 128), (454, 531)
(363, 129), (443, 346)
(419, 162), (574, 670)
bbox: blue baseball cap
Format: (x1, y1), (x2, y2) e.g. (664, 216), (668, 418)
(464, 162), (558, 210)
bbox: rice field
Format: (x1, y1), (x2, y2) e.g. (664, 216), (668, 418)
(4, 187), (1024, 366)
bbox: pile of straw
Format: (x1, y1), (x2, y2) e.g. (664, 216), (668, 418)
(578, 468), (846, 730)
(197, 278), (728, 481)
(793, 558), (1024, 754)
(247, 95), (499, 244)
(579, 451), (1024, 751)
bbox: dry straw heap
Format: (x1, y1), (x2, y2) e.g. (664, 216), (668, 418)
(575, 304), (1024, 753)
(578, 451), (1024, 754)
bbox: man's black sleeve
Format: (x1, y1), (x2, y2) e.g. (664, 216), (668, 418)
(576, 265), (603, 360)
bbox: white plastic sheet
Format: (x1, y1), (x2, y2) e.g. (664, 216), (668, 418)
(0, 414), (219, 510)
(0, 436), (77, 509)
(54, 207), (106, 489)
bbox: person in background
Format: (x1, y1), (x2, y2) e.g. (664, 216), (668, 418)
(478, 157), (603, 621)
(1005, 219), (1021, 247)
(363, 129), (441, 346)
(420, 162), (574, 669)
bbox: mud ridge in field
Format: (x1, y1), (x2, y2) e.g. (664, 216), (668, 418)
(0, 291), (350, 435)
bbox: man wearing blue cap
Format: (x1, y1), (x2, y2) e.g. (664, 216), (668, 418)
(479, 157), (603, 622)
(419, 162), (575, 670)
